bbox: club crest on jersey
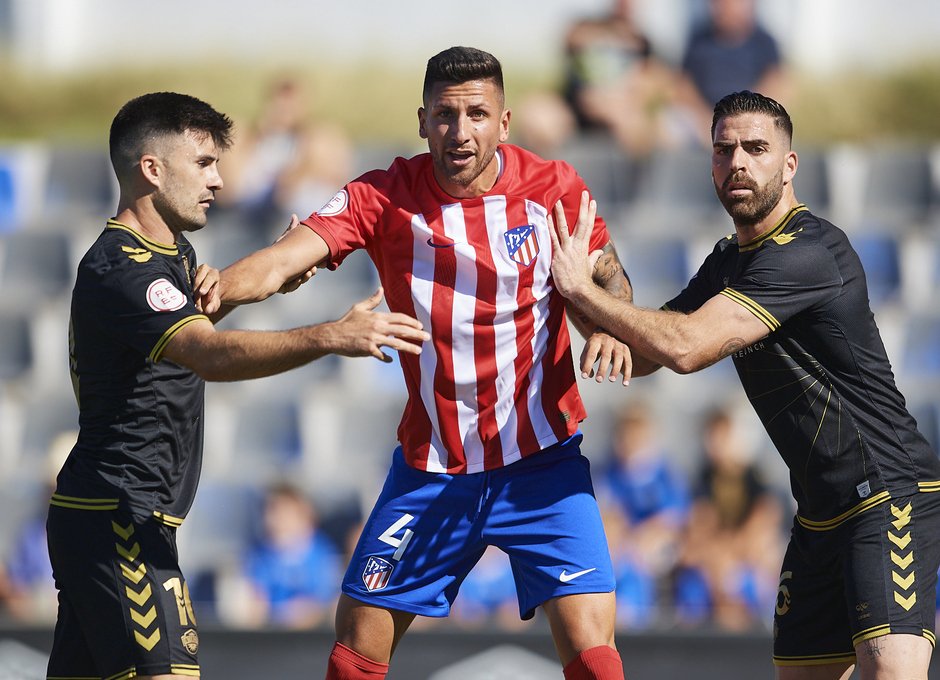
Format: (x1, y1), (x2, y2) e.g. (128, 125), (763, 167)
(181, 629), (198, 655)
(505, 224), (539, 266)
(362, 556), (394, 592)
(318, 189), (349, 217)
(146, 278), (187, 312)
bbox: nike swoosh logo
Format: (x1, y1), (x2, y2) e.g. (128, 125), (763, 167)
(427, 238), (457, 248)
(559, 568), (596, 583)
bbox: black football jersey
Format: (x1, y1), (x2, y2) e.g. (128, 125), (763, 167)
(666, 206), (940, 526)
(54, 220), (208, 525)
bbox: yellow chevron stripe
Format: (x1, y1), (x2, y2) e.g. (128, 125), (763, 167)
(125, 582), (152, 607)
(892, 551), (914, 569)
(111, 521), (135, 541)
(116, 542), (140, 561)
(895, 591), (917, 611)
(892, 570), (915, 590)
(130, 604), (157, 628)
(888, 531), (911, 549)
(121, 561), (147, 584)
(134, 628), (161, 651)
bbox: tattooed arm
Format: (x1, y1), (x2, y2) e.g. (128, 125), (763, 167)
(550, 195), (768, 376)
(563, 240), (639, 385)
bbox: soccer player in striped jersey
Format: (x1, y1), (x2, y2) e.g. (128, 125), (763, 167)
(48, 92), (428, 680)
(220, 47), (633, 680)
(549, 90), (940, 680)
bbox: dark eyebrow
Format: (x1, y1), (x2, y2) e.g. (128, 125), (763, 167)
(713, 138), (771, 149)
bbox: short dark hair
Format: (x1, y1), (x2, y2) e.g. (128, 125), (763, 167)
(711, 90), (792, 145)
(109, 92), (233, 179)
(422, 46), (504, 106)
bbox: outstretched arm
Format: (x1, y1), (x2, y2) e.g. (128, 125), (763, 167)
(219, 216), (330, 305)
(550, 195), (769, 374)
(161, 288), (430, 381)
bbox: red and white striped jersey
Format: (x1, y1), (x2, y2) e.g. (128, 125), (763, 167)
(302, 144), (610, 474)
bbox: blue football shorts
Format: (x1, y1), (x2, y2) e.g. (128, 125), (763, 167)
(342, 432), (615, 620)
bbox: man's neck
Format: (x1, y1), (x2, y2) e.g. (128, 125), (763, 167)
(734, 195), (800, 245)
(114, 201), (177, 245)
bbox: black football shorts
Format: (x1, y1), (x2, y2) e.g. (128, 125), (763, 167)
(46, 504), (201, 679)
(773, 490), (940, 667)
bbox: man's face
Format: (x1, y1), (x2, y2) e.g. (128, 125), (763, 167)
(418, 78), (510, 199)
(711, 112), (792, 228)
(152, 129), (222, 234)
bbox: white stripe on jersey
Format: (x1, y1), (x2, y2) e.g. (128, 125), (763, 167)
(523, 199), (556, 448)
(442, 203), (485, 471)
(410, 212), (448, 472)
(482, 196), (521, 472)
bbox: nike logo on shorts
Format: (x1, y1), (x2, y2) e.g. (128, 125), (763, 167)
(559, 568), (596, 583)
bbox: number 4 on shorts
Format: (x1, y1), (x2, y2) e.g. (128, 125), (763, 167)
(379, 514), (414, 562)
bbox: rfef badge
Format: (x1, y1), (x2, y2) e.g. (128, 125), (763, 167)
(505, 224), (539, 266)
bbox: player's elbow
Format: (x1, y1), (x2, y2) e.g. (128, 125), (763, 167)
(665, 343), (708, 375)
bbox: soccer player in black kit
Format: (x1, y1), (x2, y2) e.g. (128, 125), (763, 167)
(47, 92), (429, 680)
(549, 90), (940, 680)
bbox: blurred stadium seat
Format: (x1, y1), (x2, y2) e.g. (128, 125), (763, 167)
(621, 237), (690, 308)
(43, 145), (116, 218)
(0, 307), (32, 381)
(853, 233), (902, 307)
(859, 146), (933, 228)
(0, 229), (73, 305)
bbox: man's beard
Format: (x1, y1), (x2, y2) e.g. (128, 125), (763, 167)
(716, 167), (784, 227)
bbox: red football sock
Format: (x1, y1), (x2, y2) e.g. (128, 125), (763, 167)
(563, 645), (625, 680)
(325, 641), (389, 680)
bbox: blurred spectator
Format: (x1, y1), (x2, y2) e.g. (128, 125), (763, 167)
(562, 0), (671, 156)
(221, 76), (354, 229)
(673, 407), (785, 630)
(0, 430), (76, 625)
(669, 0), (789, 147)
(601, 505), (658, 629)
(220, 483), (342, 629)
(513, 0), (671, 158)
(594, 402), (690, 626)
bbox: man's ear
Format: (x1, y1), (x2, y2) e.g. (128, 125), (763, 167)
(140, 154), (161, 188)
(417, 107), (428, 139)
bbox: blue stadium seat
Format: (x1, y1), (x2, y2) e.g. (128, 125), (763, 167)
(902, 314), (940, 379)
(852, 233), (902, 306)
(622, 237), (690, 309)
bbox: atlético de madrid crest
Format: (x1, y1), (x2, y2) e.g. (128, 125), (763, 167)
(362, 556), (394, 592)
(505, 224), (539, 266)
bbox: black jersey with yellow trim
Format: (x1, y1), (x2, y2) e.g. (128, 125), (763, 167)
(56, 220), (208, 524)
(665, 205), (940, 524)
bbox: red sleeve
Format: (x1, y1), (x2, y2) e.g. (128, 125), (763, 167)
(299, 167), (394, 270)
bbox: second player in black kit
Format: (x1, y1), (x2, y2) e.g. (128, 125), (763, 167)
(548, 90), (940, 679)
(663, 203), (940, 665)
